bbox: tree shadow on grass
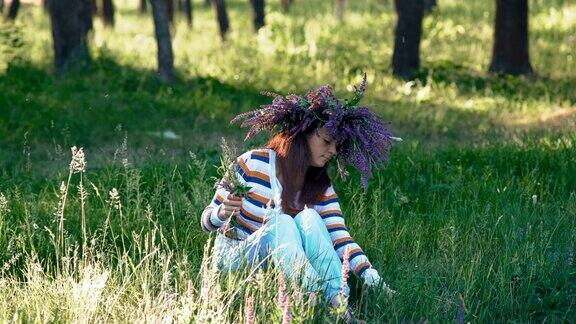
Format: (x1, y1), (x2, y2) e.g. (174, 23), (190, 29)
(0, 55), (269, 149)
(0, 55), (275, 179)
(416, 61), (576, 104)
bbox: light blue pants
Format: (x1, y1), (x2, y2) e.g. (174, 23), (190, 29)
(215, 207), (349, 301)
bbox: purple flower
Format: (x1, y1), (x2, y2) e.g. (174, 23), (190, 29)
(231, 75), (396, 189)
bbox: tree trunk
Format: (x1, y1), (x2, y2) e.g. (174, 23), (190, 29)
(0, 0), (5, 14)
(150, 0), (175, 82)
(181, 0), (192, 25)
(7, 0), (20, 20)
(204, 0), (210, 7)
(48, 0), (92, 71)
(140, 0), (147, 13)
(249, 0), (264, 31)
(280, 0), (292, 12)
(335, 0), (344, 21)
(392, 0), (424, 80)
(164, 0), (174, 23)
(489, 0), (533, 75)
(90, 0), (97, 15)
(213, 0), (230, 41)
(423, 0), (436, 14)
(101, 0), (115, 26)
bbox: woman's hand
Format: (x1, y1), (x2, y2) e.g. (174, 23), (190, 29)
(362, 268), (396, 296)
(217, 193), (242, 220)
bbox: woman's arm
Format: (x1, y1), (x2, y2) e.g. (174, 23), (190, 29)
(313, 185), (373, 277)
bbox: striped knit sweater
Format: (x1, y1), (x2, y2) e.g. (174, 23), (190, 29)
(201, 148), (373, 276)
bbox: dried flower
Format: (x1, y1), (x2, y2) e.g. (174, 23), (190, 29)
(281, 295), (292, 324)
(231, 73), (395, 189)
(278, 272), (287, 309)
(69, 146), (86, 173)
(109, 188), (121, 210)
(245, 294), (255, 324)
(0, 192), (9, 214)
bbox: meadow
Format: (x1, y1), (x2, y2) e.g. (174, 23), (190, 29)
(0, 0), (575, 322)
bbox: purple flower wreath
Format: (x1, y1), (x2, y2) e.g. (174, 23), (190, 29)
(230, 74), (395, 189)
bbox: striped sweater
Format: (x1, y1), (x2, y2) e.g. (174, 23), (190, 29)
(201, 148), (373, 276)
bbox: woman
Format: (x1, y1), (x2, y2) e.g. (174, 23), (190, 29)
(200, 76), (395, 321)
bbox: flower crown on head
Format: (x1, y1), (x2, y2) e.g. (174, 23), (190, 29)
(230, 74), (396, 189)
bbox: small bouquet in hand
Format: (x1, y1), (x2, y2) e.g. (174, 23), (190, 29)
(212, 138), (252, 236)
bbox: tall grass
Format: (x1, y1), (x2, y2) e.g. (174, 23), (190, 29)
(0, 0), (575, 321)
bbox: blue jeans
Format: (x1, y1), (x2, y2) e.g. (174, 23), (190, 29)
(213, 207), (349, 301)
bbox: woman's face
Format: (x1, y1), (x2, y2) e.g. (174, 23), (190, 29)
(306, 127), (338, 167)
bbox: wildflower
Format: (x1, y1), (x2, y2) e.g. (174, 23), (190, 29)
(109, 188), (121, 210)
(0, 192), (9, 214)
(69, 146), (86, 173)
(245, 294), (255, 324)
(341, 246), (351, 294)
(231, 74), (395, 190)
(281, 295), (292, 324)
(532, 194), (538, 206)
(54, 181), (67, 221)
(278, 272), (287, 308)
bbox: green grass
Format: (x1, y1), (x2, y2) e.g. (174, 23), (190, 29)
(0, 0), (575, 322)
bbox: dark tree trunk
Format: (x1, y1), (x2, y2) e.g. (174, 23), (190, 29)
(392, 0), (424, 80)
(181, 0), (192, 25)
(7, 0), (20, 20)
(89, 0), (97, 15)
(489, 0), (533, 75)
(423, 0), (436, 14)
(140, 0), (147, 13)
(150, 0), (175, 82)
(0, 0), (5, 14)
(164, 0), (174, 23)
(101, 0), (115, 26)
(280, 0), (292, 12)
(335, 0), (344, 21)
(213, 0), (230, 41)
(249, 0), (264, 31)
(204, 0), (211, 7)
(48, 0), (92, 71)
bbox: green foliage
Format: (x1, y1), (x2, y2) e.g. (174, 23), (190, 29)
(0, 0), (574, 322)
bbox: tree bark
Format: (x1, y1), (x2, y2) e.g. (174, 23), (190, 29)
(150, 0), (175, 82)
(181, 0), (192, 25)
(7, 0), (20, 20)
(48, 0), (92, 71)
(392, 0), (424, 80)
(90, 0), (97, 15)
(140, 0), (147, 13)
(335, 0), (344, 21)
(164, 0), (174, 23)
(0, 0), (5, 14)
(250, 0), (265, 31)
(213, 0), (230, 41)
(101, 0), (115, 26)
(489, 0), (533, 75)
(423, 0), (436, 14)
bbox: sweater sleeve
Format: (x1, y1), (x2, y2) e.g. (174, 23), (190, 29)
(200, 151), (251, 233)
(313, 185), (373, 276)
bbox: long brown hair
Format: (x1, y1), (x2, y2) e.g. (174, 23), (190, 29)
(266, 130), (331, 213)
